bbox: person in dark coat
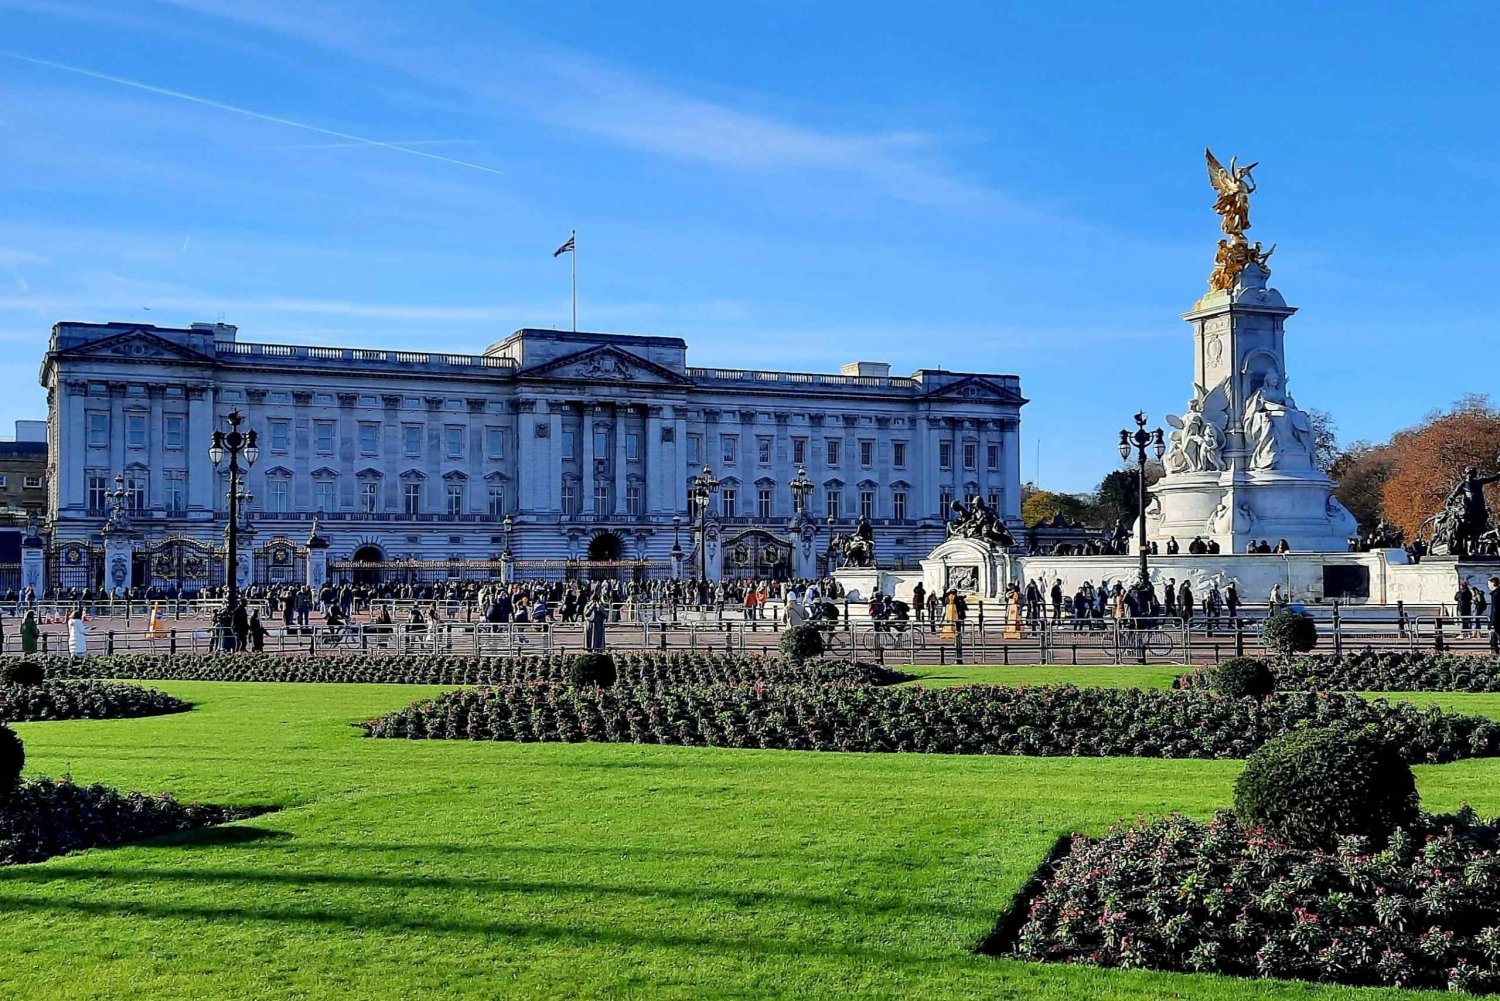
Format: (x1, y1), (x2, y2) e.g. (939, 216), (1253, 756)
(232, 599), (250, 652)
(249, 610), (267, 653)
(1489, 577), (1500, 655)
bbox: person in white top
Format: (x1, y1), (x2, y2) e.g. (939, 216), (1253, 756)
(68, 609), (89, 657)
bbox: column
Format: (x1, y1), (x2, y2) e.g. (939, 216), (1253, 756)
(187, 385), (213, 514)
(108, 382), (125, 481)
(645, 405), (664, 514)
(148, 386), (164, 509)
(62, 381), (88, 514)
(614, 403), (629, 517)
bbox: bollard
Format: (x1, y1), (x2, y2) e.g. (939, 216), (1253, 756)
(1397, 600), (1407, 638)
(955, 626), (964, 665)
(659, 622), (668, 651)
(1001, 642), (1008, 666)
(1434, 618), (1446, 653)
(170, 628), (177, 654)
(939, 645), (946, 665)
(107, 630), (115, 655)
(1332, 601), (1342, 657)
(725, 624), (733, 655)
(1234, 619), (1245, 657)
(1071, 644), (1077, 665)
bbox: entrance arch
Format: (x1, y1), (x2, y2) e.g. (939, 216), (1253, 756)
(586, 531), (623, 580)
(351, 544), (384, 587)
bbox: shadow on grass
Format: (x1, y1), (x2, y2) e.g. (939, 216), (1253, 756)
(145, 817), (291, 849)
(974, 833), (1072, 956)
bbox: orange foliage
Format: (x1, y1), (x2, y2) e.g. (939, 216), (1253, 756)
(1377, 396), (1500, 541)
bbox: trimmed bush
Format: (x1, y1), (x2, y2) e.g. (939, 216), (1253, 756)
(0, 724), (22, 795)
(0, 680), (190, 722)
(568, 653), (617, 689)
(3, 661), (43, 686)
(362, 683), (1500, 763)
(1206, 656), (1275, 700)
(1261, 609), (1318, 656)
(1234, 726), (1419, 848)
(778, 624), (825, 662)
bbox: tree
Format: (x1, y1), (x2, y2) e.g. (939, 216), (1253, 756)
(1022, 489), (1098, 528)
(1092, 464), (1165, 527)
(1330, 440), (1392, 531)
(1307, 409), (1340, 473)
(1377, 395), (1500, 541)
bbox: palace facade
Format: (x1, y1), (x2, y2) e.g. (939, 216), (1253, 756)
(40, 321), (1024, 587)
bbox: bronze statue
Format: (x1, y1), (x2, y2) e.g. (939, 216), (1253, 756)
(945, 495), (1016, 548)
(1427, 466), (1500, 558)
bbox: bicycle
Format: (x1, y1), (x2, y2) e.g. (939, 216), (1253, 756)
(1097, 623), (1176, 661)
(860, 620), (926, 656)
(816, 622), (853, 658)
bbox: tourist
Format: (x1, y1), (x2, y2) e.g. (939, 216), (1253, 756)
(1225, 582), (1240, 627)
(911, 581), (925, 625)
(925, 590), (941, 633)
(1166, 536), (1180, 555)
(249, 610), (267, 652)
(232, 599), (250, 652)
(1246, 539), (1258, 554)
(20, 609), (39, 654)
(1049, 580), (1063, 623)
(1489, 577), (1500, 654)
(1472, 581), (1488, 643)
(1163, 579), (1177, 619)
(1178, 580), (1194, 628)
(1275, 538), (1291, 553)
(1188, 535), (1207, 555)
(583, 595), (607, 651)
(1204, 583), (1222, 635)
(1456, 577), (1474, 636)
(1269, 583), (1285, 609)
(67, 608), (88, 657)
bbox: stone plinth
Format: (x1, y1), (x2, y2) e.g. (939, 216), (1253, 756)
(920, 538), (1011, 600)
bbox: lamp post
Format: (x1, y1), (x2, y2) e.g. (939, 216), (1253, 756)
(689, 464), (719, 582)
(670, 515), (683, 579)
(209, 409), (258, 608)
(501, 513), (514, 583)
(1117, 411), (1165, 591)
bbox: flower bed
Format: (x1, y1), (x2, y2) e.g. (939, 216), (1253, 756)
(0, 777), (266, 865)
(0, 680), (190, 722)
(1179, 652), (1500, 693)
(995, 809), (1500, 994)
(12, 652), (910, 689)
(359, 683), (1500, 762)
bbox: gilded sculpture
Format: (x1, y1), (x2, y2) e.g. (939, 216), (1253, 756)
(1204, 149), (1273, 291)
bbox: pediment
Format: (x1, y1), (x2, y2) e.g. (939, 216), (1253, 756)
(521, 345), (690, 385)
(925, 376), (1026, 404)
(54, 329), (214, 365)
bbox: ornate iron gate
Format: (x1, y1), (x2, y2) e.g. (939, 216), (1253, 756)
(138, 536), (224, 595)
(254, 537), (305, 585)
(723, 530), (793, 579)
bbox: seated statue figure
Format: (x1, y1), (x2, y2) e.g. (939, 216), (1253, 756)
(1243, 370), (1314, 471)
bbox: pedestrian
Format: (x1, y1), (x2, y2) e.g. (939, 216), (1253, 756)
(911, 582), (925, 627)
(232, 598), (250, 652)
(249, 610), (267, 652)
(20, 609), (39, 654)
(67, 608), (88, 657)
(1488, 576), (1500, 655)
(1178, 580), (1195, 628)
(1456, 577), (1474, 636)
(1225, 582), (1240, 627)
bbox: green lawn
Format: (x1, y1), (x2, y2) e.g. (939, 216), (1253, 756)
(2, 680), (1494, 999)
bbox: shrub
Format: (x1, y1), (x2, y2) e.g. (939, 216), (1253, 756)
(568, 653), (617, 689)
(1234, 726), (1419, 848)
(362, 683), (1500, 763)
(0, 725), (22, 796)
(1006, 808), (1500, 993)
(2, 661), (43, 686)
(778, 624), (824, 662)
(1206, 656), (1275, 700)
(0, 680), (190, 722)
(1261, 609), (1317, 656)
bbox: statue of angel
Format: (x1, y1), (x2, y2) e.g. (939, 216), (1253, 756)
(1164, 381), (1229, 473)
(1206, 148), (1257, 240)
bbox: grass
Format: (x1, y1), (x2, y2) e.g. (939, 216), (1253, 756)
(0, 678), (1494, 999)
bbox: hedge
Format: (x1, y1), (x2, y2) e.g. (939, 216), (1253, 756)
(359, 683), (1500, 762)
(0, 680), (191, 722)
(1179, 651), (1500, 694)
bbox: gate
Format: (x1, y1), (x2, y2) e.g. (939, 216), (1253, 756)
(254, 537), (306, 585)
(723, 530), (793, 579)
(138, 536), (224, 595)
(49, 541), (103, 593)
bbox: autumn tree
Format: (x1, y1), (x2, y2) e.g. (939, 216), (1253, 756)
(1377, 395), (1500, 540)
(1021, 489), (1098, 528)
(1330, 440), (1393, 531)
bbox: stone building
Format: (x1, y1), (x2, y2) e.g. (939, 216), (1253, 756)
(40, 321), (1024, 588)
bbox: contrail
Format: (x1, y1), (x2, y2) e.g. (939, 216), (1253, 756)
(260, 139), (478, 151)
(1, 51), (506, 177)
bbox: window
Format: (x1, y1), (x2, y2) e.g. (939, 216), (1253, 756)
(164, 416), (185, 450)
(561, 479), (580, 515)
(315, 393), (335, 406)
(626, 481), (642, 516)
(757, 437), (772, 465)
(87, 473), (108, 512)
(487, 484), (505, 517)
(23, 475), (41, 490)
(445, 483), (464, 516)
(892, 490), (908, 521)
(126, 414), (147, 449)
(562, 430), (578, 460)
(860, 489), (875, 521)
(963, 441), (977, 470)
(0, 474), (8, 487)
(359, 422), (380, 455)
(720, 487), (737, 518)
(403, 481), (422, 516)
(594, 428), (609, 460)
(86, 412), (109, 448)
(939, 441), (953, 470)
(721, 434), (737, 465)
(825, 487), (842, 520)
(268, 479), (289, 514)
(163, 470), (185, 514)
(269, 420), (291, 453)
(860, 440), (874, 467)
(445, 426), (464, 459)
(892, 441), (907, 468)
(485, 427), (504, 459)
(940, 489), (953, 514)
(792, 438), (807, 465)
(403, 425), (422, 457)
(626, 432), (641, 462)
(686, 433), (702, 464)
(987, 443), (1000, 471)
(988, 492), (1001, 513)
(314, 421), (336, 454)
(361, 481), (378, 514)
(757, 488), (772, 519)
(594, 481), (611, 515)
(124, 473), (147, 512)
(314, 480), (335, 513)
(826, 439), (841, 467)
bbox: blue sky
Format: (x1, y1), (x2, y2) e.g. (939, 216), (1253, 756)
(1, 1), (1495, 492)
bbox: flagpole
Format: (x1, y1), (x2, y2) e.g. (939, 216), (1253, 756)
(570, 228), (577, 333)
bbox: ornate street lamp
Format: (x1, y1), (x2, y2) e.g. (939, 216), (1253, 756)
(789, 465), (813, 517)
(209, 409), (258, 608)
(689, 464), (719, 582)
(670, 514), (683, 579)
(501, 513), (514, 582)
(1117, 411), (1165, 591)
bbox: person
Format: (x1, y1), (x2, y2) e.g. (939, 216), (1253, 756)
(1178, 580), (1195, 628)
(232, 598), (250, 652)
(1275, 538), (1291, 554)
(1489, 576), (1500, 655)
(867, 592), (886, 633)
(1456, 578), (1474, 637)
(1225, 582), (1240, 627)
(67, 608), (88, 657)
(1049, 580), (1063, 623)
(910, 582), (925, 625)
(249, 610), (267, 653)
(1269, 582), (1285, 609)
(1473, 581), (1489, 644)
(1204, 583), (1222, 635)
(584, 595), (608, 651)
(941, 589), (959, 640)
(1188, 535), (1208, 555)
(1165, 536), (1180, 555)
(146, 602), (168, 642)
(925, 590), (941, 633)
(1163, 579), (1177, 619)
(20, 609), (39, 655)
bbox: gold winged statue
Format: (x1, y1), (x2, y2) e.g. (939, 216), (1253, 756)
(1205, 148), (1256, 241)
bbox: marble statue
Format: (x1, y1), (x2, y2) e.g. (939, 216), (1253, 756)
(1243, 370), (1314, 470)
(1164, 381), (1229, 473)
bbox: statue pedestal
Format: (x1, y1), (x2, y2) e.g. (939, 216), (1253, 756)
(1149, 471), (1356, 554)
(920, 537), (1011, 600)
(102, 536), (134, 593)
(20, 539), (44, 595)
